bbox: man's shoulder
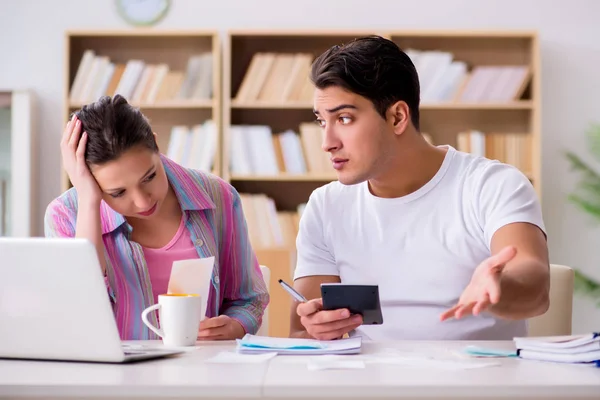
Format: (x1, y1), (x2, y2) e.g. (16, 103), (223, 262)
(450, 149), (528, 187)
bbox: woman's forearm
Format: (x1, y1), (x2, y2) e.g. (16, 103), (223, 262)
(75, 198), (108, 275)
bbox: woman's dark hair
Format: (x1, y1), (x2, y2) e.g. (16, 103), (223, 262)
(310, 35), (421, 130)
(73, 95), (158, 165)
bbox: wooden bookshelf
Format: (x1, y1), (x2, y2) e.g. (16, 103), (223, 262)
(59, 29), (542, 337)
(223, 29), (542, 337)
(62, 30), (221, 191)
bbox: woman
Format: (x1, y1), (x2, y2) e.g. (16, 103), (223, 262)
(44, 95), (269, 341)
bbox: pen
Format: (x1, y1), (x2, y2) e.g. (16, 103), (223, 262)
(278, 279), (307, 303)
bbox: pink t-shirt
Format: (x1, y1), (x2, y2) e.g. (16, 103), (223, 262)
(142, 215), (199, 304)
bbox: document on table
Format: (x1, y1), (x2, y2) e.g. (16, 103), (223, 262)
(236, 334), (362, 355)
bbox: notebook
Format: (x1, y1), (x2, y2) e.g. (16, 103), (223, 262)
(236, 334), (362, 355)
(514, 333), (599, 351)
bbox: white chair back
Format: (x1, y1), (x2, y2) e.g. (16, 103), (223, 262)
(528, 264), (574, 336)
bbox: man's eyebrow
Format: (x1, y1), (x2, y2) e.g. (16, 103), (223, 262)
(105, 166), (155, 192)
(313, 104), (358, 115)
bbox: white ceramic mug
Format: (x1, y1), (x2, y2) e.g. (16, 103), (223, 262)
(141, 294), (202, 347)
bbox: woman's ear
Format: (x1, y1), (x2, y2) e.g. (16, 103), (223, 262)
(153, 132), (160, 149)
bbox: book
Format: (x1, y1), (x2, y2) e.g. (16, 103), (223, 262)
(235, 334), (362, 355)
(514, 333), (600, 364)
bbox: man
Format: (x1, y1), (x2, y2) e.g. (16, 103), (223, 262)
(290, 36), (550, 341)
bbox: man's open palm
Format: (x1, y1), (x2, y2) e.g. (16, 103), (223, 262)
(440, 246), (517, 321)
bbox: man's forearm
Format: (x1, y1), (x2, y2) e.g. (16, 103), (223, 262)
(489, 260), (550, 320)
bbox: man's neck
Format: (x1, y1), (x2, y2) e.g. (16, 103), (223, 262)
(368, 138), (448, 199)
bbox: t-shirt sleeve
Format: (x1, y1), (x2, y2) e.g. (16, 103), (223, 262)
(293, 190), (339, 280)
(473, 162), (546, 249)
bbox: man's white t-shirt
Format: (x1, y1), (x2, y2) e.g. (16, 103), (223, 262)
(293, 146), (546, 341)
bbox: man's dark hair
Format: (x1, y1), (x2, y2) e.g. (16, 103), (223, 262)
(73, 95), (158, 165)
(310, 35), (420, 130)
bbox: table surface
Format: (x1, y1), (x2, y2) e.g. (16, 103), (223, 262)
(0, 340), (598, 399)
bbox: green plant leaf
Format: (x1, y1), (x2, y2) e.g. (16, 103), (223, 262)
(563, 123), (600, 305)
(565, 151), (600, 182)
(573, 269), (600, 306)
(586, 123), (600, 164)
(567, 194), (600, 220)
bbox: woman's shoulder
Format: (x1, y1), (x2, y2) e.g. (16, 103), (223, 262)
(45, 187), (79, 217)
(43, 188), (80, 235)
(185, 168), (238, 200)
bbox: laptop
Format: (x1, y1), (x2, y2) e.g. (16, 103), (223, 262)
(0, 237), (184, 363)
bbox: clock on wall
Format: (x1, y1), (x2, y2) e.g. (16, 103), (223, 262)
(116, 0), (171, 26)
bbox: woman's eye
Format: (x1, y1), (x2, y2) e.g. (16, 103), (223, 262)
(339, 116), (352, 124)
(144, 172), (156, 183)
(110, 191), (124, 199)
(314, 119), (325, 128)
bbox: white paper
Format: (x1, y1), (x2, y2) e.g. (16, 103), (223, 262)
(236, 334), (362, 355)
(363, 353), (500, 370)
(205, 351), (277, 364)
(168, 256), (215, 318)
(306, 355), (366, 370)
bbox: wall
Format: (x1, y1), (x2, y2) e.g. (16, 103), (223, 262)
(1, 0), (599, 333)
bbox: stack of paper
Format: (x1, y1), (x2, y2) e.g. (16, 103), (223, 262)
(236, 334), (362, 355)
(514, 333), (600, 364)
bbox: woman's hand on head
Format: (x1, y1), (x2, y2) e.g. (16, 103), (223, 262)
(61, 115), (102, 205)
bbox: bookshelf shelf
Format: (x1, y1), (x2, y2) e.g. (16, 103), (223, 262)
(231, 101), (314, 110)
(62, 30), (221, 191)
(69, 100), (215, 109)
(230, 100), (534, 111)
(231, 174), (337, 182)
(421, 101), (533, 110)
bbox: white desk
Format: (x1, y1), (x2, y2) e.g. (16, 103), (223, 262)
(0, 341), (264, 400)
(0, 340), (598, 400)
(263, 340), (600, 400)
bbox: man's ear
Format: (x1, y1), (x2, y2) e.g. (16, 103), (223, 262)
(388, 101), (410, 136)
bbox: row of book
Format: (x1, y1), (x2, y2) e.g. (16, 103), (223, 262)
(69, 50), (213, 105)
(455, 130), (533, 175)
(229, 122), (332, 176)
(234, 52), (315, 103)
(160, 121), (531, 178)
(240, 193), (306, 249)
(164, 120), (217, 173)
(231, 49), (531, 105)
(398, 49), (531, 103)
